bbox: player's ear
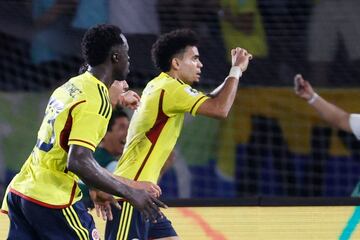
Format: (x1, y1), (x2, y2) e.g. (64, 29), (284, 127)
(171, 58), (180, 70)
(111, 53), (119, 63)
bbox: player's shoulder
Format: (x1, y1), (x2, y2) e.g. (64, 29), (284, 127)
(156, 73), (186, 89)
(67, 74), (111, 117)
(83, 84), (111, 118)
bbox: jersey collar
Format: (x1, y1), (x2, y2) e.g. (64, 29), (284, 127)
(160, 72), (185, 84)
(83, 71), (108, 89)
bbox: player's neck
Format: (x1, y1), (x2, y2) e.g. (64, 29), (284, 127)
(88, 65), (112, 88)
(166, 70), (185, 83)
(165, 70), (176, 79)
(166, 70), (192, 85)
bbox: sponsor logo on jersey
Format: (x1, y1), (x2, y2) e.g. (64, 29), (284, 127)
(185, 86), (199, 96)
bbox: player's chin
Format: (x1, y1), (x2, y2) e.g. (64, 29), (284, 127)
(194, 75), (201, 82)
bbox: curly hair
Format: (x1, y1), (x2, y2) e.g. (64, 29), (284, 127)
(81, 24), (124, 67)
(151, 29), (199, 72)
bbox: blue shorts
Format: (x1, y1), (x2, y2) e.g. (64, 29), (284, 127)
(105, 201), (177, 240)
(6, 192), (100, 240)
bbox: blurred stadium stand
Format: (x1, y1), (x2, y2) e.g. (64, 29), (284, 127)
(1, 0), (360, 200)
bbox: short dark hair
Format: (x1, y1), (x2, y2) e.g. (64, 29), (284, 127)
(107, 105), (129, 132)
(151, 29), (199, 72)
(81, 24), (124, 67)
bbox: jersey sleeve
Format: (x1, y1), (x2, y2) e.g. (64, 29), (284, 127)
(68, 102), (109, 151)
(349, 114), (360, 140)
(166, 84), (210, 116)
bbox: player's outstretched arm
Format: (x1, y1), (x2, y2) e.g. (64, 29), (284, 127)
(294, 74), (351, 132)
(196, 47), (252, 119)
(67, 145), (166, 222)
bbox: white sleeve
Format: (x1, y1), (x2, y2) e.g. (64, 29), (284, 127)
(349, 114), (360, 140)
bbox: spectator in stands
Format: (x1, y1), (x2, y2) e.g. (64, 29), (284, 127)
(258, 0), (311, 85)
(104, 28), (252, 240)
(219, 0), (268, 85)
(307, 0), (360, 86)
(108, 0), (160, 85)
(109, 0), (159, 36)
(31, 0), (80, 64)
(71, 0), (107, 30)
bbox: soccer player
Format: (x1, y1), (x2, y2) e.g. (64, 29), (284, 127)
(0, 24), (165, 239)
(104, 29), (252, 240)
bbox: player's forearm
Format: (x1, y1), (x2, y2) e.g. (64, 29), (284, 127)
(208, 80), (225, 97)
(67, 145), (133, 198)
(212, 77), (239, 118)
(212, 76), (239, 115)
(311, 95), (351, 132)
(200, 76), (239, 118)
(114, 175), (136, 187)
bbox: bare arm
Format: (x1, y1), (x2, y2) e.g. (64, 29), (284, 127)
(196, 47), (252, 119)
(67, 145), (166, 221)
(294, 74), (351, 132)
(198, 77), (239, 119)
(68, 145), (130, 196)
(113, 176), (162, 198)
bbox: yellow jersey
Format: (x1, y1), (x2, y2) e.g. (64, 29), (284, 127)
(1, 72), (111, 212)
(113, 72), (209, 183)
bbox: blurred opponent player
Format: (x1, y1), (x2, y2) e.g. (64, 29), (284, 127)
(103, 29), (252, 240)
(294, 74), (360, 239)
(0, 24), (165, 239)
(294, 74), (360, 142)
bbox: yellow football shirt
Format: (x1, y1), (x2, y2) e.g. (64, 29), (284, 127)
(1, 72), (111, 211)
(113, 72), (209, 183)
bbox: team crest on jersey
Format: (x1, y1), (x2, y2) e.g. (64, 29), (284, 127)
(184, 86), (199, 96)
(92, 228), (100, 240)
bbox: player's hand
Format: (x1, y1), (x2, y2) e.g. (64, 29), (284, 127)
(231, 47), (252, 72)
(109, 80), (129, 107)
(294, 74), (315, 101)
(131, 181), (162, 198)
(89, 189), (121, 221)
(120, 90), (141, 110)
(126, 188), (167, 223)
